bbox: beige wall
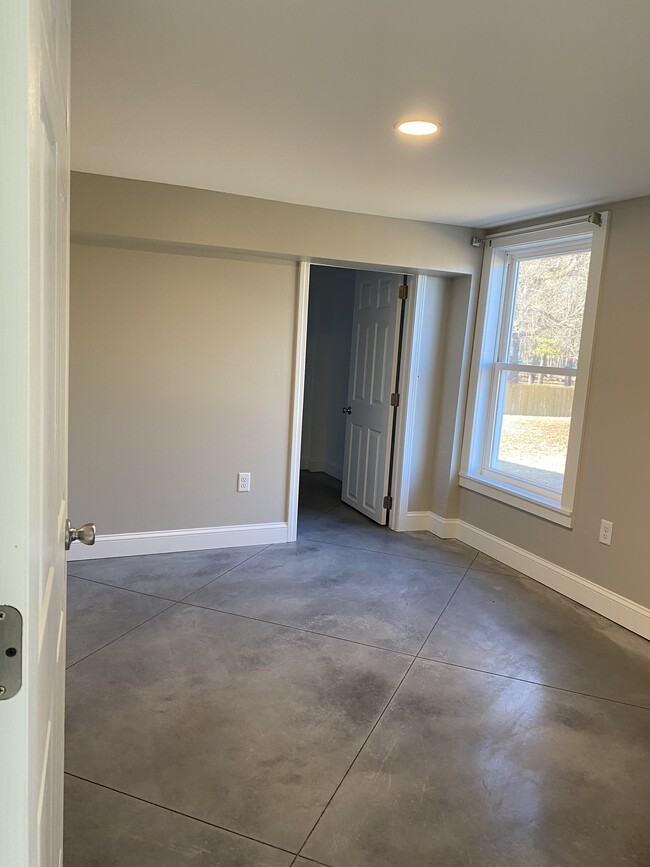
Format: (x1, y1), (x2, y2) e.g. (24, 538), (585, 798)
(71, 172), (481, 275)
(69, 172), (480, 538)
(69, 172), (649, 612)
(407, 277), (450, 512)
(69, 244), (296, 534)
(432, 275), (474, 519)
(457, 195), (650, 609)
(406, 275), (474, 517)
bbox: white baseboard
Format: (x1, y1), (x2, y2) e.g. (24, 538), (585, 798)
(67, 522), (289, 561)
(68, 508), (649, 639)
(401, 511), (650, 640)
(454, 520), (650, 640)
(300, 459), (343, 481)
(398, 511), (431, 532)
(323, 461), (343, 481)
(401, 510), (458, 538)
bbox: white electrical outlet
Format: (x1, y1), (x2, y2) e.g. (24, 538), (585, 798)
(599, 519), (613, 546)
(237, 472), (251, 492)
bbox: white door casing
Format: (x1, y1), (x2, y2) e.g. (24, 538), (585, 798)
(342, 271), (402, 524)
(0, 1), (70, 865)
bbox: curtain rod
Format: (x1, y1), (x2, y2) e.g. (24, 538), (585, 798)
(481, 211), (602, 243)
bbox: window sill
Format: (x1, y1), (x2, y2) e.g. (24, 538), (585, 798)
(458, 473), (573, 528)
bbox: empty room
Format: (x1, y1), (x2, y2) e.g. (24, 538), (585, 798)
(1, 1), (649, 866)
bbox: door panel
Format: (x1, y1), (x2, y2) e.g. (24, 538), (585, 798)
(351, 323), (367, 401)
(370, 323), (389, 405)
(341, 272), (402, 523)
(345, 423), (364, 505)
(364, 428), (382, 510)
(0, 2), (70, 865)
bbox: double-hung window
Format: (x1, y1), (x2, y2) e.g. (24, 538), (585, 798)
(460, 214), (608, 526)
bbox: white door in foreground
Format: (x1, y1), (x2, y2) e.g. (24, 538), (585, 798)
(342, 271), (402, 524)
(0, 1), (71, 864)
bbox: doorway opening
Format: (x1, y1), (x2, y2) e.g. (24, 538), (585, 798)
(297, 264), (409, 533)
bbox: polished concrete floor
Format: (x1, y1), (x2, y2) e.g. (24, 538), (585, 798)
(64, 472), (650, 866)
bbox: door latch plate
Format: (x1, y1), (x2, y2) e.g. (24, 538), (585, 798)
(0, 606), (23, 700)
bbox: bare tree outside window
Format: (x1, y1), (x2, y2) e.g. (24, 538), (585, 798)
(510, 251), (590, 371)
(493, 250), (591, 492)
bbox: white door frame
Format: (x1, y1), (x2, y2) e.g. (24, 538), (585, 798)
(287, 261), (427, 541)
(389, 272), (428, 532)
(286, 262), (312, 541)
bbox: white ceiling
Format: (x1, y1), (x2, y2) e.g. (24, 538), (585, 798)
(71, 0), (650, 228)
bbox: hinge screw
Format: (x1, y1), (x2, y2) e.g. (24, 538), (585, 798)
(0, 612), (5, 620)
(0, 686), (6, 696)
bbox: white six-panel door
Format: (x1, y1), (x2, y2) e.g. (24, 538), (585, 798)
(341, 271), (402, 524)
(0, 1), (70, 865)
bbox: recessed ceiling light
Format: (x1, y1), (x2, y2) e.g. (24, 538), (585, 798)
(396, 120), (439, 136)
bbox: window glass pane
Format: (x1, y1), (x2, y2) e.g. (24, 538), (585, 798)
(508, 251), (591, 367)
(490, 373), (575, 493)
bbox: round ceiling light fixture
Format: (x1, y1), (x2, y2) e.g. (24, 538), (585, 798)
(396, 119), (439, 136)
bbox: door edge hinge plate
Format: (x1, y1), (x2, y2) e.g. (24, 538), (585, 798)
(390, 392), (400, 407)
(383, 495), (393, 510)
(0, 606), (23, 700)
(398, 284), (409, 300)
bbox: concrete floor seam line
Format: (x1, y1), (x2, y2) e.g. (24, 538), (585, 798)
(69, 544), (274, 604)
(412, 570), (470, 658)
(172, 599), (418, 659)
(63, 772), (300, 857)
(64, 602), (178, 671)
(309, 503), (343, 522)
(301, 533), (475, 569)
(296, 858), (336, 867)
(415, 654), (650, 712)
(67, 572), (179, 604)
(295, 653), (423, 857)
(64, 474), (650, 863)
(176, 544), (274, 602)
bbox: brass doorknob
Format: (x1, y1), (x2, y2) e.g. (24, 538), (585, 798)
(65, 520), (96, 551)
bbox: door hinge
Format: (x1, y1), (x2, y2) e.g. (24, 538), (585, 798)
(383, 495), (393, 510)
(390, 392), (400, 407)
(398, 284), (409, 300)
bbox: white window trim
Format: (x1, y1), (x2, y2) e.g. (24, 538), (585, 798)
(460, 213), (609, 528)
